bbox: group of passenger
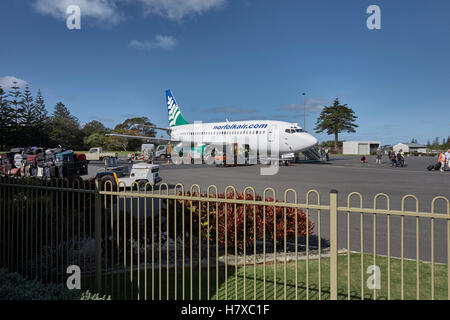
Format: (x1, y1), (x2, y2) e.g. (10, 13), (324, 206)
(387, 148), (406, 167)
(361, 147), (405, 167)
(362, 147), (449, 172)
(438, 149), (450, 172)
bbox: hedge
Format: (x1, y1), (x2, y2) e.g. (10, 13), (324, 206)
(0, 268), (110, 300)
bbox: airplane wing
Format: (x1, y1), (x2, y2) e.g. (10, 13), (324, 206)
(105, 133), (179, 143)
(133, 124), (172, 134)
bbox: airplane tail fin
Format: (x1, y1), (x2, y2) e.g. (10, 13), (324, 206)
(166, 89), (189, 127)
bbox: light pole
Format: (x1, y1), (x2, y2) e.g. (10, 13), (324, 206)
(302, 92), (306, 131)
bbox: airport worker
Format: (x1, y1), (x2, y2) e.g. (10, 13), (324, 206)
(376, 147), (382, 164)
(320, 147), (325, 160)
(438, 151), (446, 172)
(325, 148), (330, 161)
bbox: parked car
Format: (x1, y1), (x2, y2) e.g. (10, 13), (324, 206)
(85, 147), (118, 162)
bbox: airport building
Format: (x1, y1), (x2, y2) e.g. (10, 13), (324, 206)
(342, 141), (381, 155)
(393, 143), (427, 154)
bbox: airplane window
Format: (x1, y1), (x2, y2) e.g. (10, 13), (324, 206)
(295, 129), (305, 132)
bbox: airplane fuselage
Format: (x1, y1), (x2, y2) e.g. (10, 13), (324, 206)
(170, 120), (318, 155)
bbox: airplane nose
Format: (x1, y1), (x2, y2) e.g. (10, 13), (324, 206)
(307, 134), (318, 147)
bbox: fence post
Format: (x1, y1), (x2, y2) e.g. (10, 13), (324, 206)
(329, 189), (338, 300)
(94, 180), (102, 294)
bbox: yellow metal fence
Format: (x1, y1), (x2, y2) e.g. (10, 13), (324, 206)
(0, 176), (449, 300)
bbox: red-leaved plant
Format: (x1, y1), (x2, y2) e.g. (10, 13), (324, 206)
(174, 191), (314, 253)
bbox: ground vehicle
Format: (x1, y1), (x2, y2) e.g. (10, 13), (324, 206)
(154, 144), (173, 159)
(141, 144), (154, 162)
(96, 158), (161, 190)
(85, 147), (118, 162)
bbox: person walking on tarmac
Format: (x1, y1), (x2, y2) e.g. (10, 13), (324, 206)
(438, 150), (447, 172)
(376, 147), (382, 164)
(446, 149), (450, 171)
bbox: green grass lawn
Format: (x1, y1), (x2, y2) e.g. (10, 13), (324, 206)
(91, 253), (449, 300)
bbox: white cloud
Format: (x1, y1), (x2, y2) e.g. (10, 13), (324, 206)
(33, 0), (122, 24)
(129, 35), (178, 50)
(135, 0), (226, 20)
(0, 76), (28, 90)
(33, 0), (225, 23)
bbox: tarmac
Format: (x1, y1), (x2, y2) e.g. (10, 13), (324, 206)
(87, 155), (450, 263)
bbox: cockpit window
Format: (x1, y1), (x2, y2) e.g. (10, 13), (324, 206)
(286, 128), (305, 133)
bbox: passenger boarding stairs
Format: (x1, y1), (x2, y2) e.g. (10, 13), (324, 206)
(301, 146), (321, 162)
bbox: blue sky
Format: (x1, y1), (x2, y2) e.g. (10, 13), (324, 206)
(1, 0), (449, 145)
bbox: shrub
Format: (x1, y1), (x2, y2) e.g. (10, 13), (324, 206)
(0, 268), (110, 300)
(167, 191), (314, 253)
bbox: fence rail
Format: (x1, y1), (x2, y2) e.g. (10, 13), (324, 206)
(0, 176), (449, 300)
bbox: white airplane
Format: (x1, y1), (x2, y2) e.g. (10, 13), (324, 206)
(107, 90), (319, 162)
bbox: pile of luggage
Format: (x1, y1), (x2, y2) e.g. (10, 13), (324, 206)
(0, 147), (88, 178)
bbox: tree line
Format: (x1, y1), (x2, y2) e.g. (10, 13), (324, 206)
(0, 82), (155, 151)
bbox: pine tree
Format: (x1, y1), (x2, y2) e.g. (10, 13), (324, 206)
(314, 98), (358, 151)
(8, 81), (25, 147)
(0, 86), (12, 150)
(21, 85), (35, 144)
(33, 89), (49, 146)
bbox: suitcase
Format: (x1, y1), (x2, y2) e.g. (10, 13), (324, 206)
(75, 153), (87, 162)
(51, 147), (64, 155)
(4, 152), (14, 160)
(26, 155), (37, 167)
(10, 148), (24, 153)
(45, 154), (55, 163)
(427, 164), (434, 171)
(49, 166), (57, 178)
(26, 155), (37, 162)
(24, 166), (31, 177)
(55, 150), (74, 166)
(32, 148), (43, 155)
(58, 166), (67, 178)
(434, 163), (441, 170)
(36, 152), (45, 161)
